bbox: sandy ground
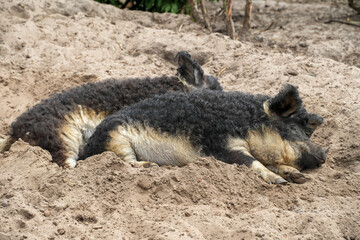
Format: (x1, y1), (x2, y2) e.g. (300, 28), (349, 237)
(0, 0), (359, 239)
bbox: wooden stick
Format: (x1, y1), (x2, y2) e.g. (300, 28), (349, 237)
(199, 0), (212, 32)
(325, 18), (360, 27)
(239, 0), (253, 40)
(348, 0), (360, 14)
(178, 23), (184, 32)
(121, 0), (132, 9)
(225, 0), (236, 40)
(262, 21), (274, 32)
(189, 0), (202, 24)
(217, 67), (227, 76)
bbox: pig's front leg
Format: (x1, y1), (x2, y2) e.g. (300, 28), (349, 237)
(226, 149), (288, 184)
(266, 165), (306, 184)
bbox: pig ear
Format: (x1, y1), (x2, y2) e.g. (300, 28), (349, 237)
(308, 113), (324, 128)
(265, 84), (303, 118)
(176, 51), (205, 87)
(305, 113), (324, 136)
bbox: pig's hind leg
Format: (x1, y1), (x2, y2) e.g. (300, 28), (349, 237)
(106, 124), (201, 167)
(61, 105), (107, 167)
(105, 126), (158, 168)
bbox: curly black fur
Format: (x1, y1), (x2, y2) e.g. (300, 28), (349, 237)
(3, 51), (221, 166)
(10, 77), (188, 163)
(80, 85), (316, 162)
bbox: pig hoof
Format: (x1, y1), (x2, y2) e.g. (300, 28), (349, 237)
(132, 161), (158, 168)
(290, 172), (306, 184)
(275, 178), (288, 185)
(263, 172), (288, 184)
(64, 158), (77, 168)
(142, 162), (159, 168)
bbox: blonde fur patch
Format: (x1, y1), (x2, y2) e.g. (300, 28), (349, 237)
(227, 135), (287, 183)
(246, 126), (300, 167)
(177, 74), (189, 87)
(60, 105), (107, 166)
(250, 160), (286, 184)
(227, 138), (252, 157)
(263, 100), (273, 118)
(107, 124), (201, 166)
(0, 136), (13, 153)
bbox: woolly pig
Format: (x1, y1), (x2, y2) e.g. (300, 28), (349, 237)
(80, 84), (326, 184)
(0, 51), (222, 167)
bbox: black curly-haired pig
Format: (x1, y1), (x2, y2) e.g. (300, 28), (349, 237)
(80, 84), (326, 184)
(0, 51), (222, 167)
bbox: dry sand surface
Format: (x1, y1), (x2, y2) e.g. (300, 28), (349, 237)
(0, 0), (359, 239)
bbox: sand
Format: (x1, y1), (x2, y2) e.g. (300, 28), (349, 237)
(0, 0), (359, 239)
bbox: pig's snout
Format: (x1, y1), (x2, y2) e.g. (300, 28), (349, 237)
(317, 146), (329, 165)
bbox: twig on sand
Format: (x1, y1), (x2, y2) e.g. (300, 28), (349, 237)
(324, 18), (360, 27)
(217, 67), (227, 76)
(178, 23), (184, 32)
(262, 21), (274, 32)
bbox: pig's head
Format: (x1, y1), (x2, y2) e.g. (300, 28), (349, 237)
(263, 84), (328, 170)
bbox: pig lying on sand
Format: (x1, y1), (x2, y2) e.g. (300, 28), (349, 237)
(80, 84), (327, 184)
(0, 51), (222, 167)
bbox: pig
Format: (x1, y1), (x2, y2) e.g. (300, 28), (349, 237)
(0, 51), (222, 167)
(80, 84), (327, 184)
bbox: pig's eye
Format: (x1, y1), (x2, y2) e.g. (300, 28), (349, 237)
(304, 117), (309, 124)
(298, 115), (309, 126)
(296, 117), (308, 128)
